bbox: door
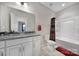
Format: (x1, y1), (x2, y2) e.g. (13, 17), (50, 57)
(0, 48), (5, 56)
(50, 17), (56, 41)
(6, 45), (22, 56)
(33, 36), (41, 56)
(22, 42), (32, 56)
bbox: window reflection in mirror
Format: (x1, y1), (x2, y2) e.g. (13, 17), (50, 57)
(18, 22), (26, 32)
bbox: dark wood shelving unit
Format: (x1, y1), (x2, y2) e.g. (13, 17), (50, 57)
(50, 17), (55, 41)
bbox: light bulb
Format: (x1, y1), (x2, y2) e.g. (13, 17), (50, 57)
(16, 2), (21, 6)
(62, 3), (65, 6)
(23, 3), (28, 8)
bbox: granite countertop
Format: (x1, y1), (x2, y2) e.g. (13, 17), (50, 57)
(0, 33), (40, 41)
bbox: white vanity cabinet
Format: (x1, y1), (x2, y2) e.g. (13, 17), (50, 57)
(0, 35), (41, 56)
(0, 48), (5, 56)
(6, 39), (23, 56)
(0, 41), (5, 56)
(21, 37), (33, 56)
(6, 45), (22, 56)
(33, 36), (41, 56)
(22, 42), (32, 56)
(6, 37), (33, 56)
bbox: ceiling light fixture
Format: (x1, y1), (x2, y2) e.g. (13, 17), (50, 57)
(62, 3), (65, 6)
(16, 2), (28, 8)
(16, 2), (21, 5)
(16, 2), (25, 6)
(24, 3), (28, 7)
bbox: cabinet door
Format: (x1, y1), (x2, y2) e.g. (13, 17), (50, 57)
(6, 45), (22, 56)
(22, 42), (32, 56)
(33, 36), (41, 56)
(0, 48), (5, 56)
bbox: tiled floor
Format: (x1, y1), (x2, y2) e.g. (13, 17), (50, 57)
(41, 46), (64, 56)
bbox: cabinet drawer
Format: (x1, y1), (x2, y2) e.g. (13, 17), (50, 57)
(0, 41), (5, 48)
(6, 37), (32, 47)
(33, 36), (41, 40)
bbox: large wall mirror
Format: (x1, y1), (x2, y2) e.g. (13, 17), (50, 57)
(10, 8), (35, 33)
(0, 5), (35, 33)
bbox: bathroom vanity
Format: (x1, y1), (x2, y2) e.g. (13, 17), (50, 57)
(0, 4), (42, 56)
(0, 33), (41, 56)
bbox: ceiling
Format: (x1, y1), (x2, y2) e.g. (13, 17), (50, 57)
(41, 2), (77, 12)
(0, 2), (77, 13)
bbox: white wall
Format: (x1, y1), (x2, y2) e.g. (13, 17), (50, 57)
(0, 5), (1, 31)
(28, 3), (55, 46)
(0, 2), (55, 46)
(0, 5), (10, 32)
(56, 3), (79, 54)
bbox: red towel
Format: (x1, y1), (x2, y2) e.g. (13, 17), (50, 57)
(56, 47), (79, 56)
